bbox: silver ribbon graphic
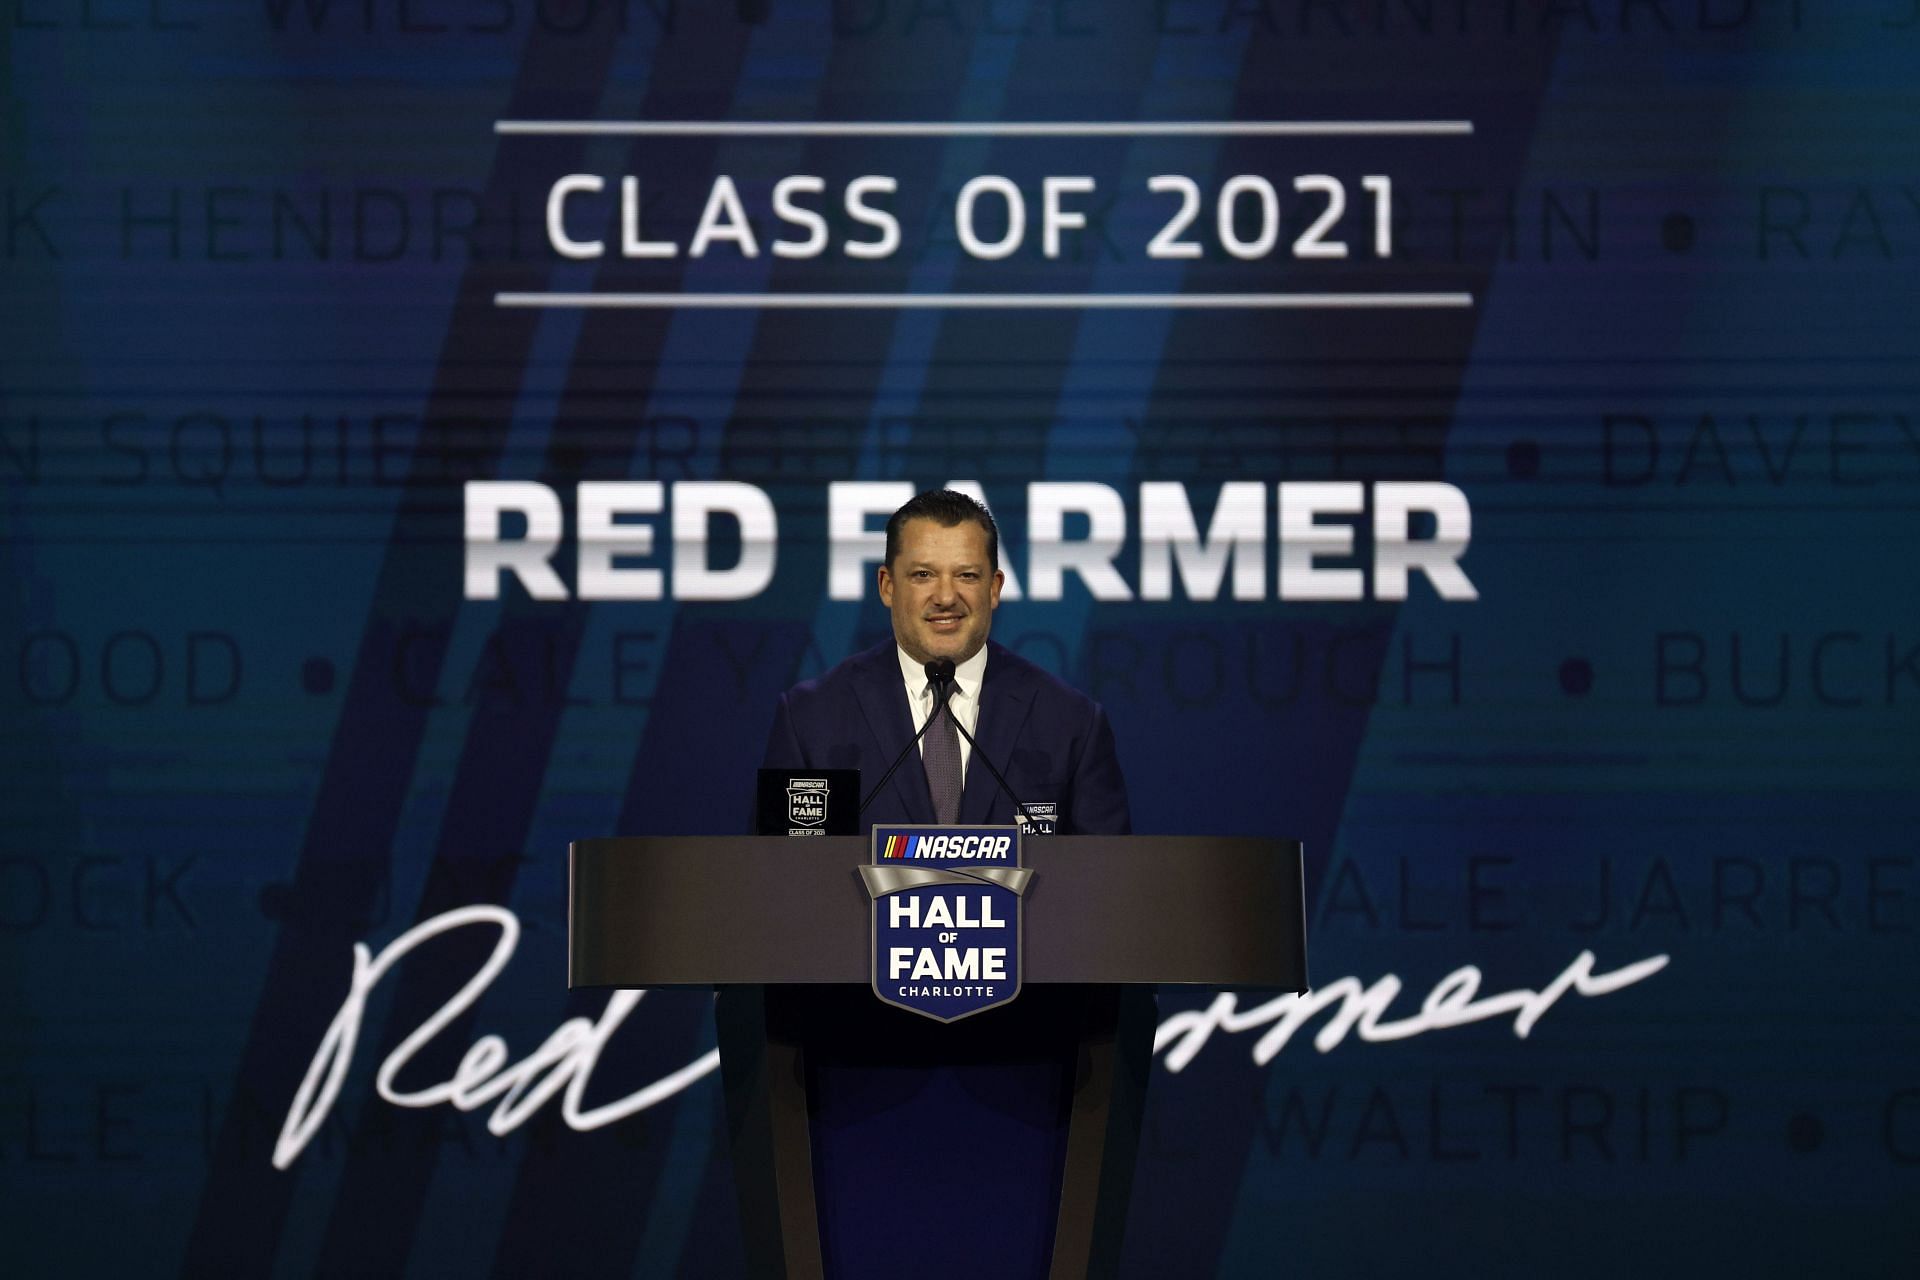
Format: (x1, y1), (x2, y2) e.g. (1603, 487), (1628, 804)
(858, 864), (1035, 898)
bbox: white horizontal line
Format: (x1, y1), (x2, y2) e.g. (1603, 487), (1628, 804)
(494, 292), (1474, 310)
(494, 120), (1473, 138)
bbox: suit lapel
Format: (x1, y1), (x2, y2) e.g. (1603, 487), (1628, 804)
(961, 644), (1034, 824)
(851, 645), (934, 824)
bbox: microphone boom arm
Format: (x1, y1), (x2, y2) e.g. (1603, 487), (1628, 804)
(941, 706), (1038, 830)
(857, 658), (961, 817)
(856, 657), (1039, 829)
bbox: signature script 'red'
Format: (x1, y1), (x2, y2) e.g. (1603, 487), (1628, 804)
(272, 905), (717, 1170)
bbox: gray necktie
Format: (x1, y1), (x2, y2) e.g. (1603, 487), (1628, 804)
(921, 681), (963, 824)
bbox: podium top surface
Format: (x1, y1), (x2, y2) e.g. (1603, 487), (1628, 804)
(570, 835), (1307, 990)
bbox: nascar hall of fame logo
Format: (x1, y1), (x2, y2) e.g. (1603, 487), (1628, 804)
(858, 826), (1033, 1023)
(1016, 802), (1057, 835)
(786, 777), (829, 835)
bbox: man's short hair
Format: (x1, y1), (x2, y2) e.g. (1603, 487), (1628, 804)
(884, 489), (999, 572)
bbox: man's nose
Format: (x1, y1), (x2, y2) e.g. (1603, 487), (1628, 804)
(930, 577), (958, 604)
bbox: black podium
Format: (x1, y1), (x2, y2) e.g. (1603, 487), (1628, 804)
(570, 835), (1306, 1279)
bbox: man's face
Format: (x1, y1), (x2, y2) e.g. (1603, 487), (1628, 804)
(878, 518), (1003, 666)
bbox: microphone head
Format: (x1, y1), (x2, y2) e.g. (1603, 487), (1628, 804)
(925, 657), (957, 688)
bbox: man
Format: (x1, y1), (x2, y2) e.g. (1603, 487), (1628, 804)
(762, 488), (1129, 834)
(751, 491), (1134, 1275)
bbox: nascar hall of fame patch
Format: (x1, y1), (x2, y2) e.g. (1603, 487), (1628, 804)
(859, 826), (1034, 1023)
(786, 777), (829, 836)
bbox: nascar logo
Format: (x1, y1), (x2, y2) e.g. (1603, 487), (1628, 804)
(879, 833), (1015, 861)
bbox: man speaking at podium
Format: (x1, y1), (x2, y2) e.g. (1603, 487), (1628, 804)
(752, 490), (1131, 1276)
(763, 488), (1130, 834)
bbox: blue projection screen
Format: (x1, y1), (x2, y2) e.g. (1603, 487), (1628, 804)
(3, 4), (1918, 1277)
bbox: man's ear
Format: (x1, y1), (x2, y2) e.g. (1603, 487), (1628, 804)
(877, 565), (893, 607)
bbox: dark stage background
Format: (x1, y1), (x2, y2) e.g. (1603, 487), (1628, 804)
(4, 3), (1918, 1276)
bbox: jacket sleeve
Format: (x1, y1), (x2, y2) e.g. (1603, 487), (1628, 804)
(1066, 703), (1131, 835)
(761, 690), (809, 770)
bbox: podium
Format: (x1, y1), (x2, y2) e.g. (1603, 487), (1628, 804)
(570, 835), (1306, 1279)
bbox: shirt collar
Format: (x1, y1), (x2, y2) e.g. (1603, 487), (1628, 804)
(896, 643), (989, 702)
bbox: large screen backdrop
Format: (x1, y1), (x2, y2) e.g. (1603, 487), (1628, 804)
(5, 5), (1917, 1276)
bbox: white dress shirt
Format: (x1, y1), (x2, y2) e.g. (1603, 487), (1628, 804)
(896, 643), (987, 784)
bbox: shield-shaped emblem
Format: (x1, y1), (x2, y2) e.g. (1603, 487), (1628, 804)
(786, 777), (829, 828)
(861, 825), (1032, 1023)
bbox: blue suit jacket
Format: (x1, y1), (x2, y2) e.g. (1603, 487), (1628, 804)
(762, 639), (1130, 835)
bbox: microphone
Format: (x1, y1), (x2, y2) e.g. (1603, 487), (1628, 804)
(924, 657), (957, 702)
(857, 656), (1043, 831)
(856, 658), (961, 816)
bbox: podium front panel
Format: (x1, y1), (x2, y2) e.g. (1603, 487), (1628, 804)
(570, 834), (1306, 991)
